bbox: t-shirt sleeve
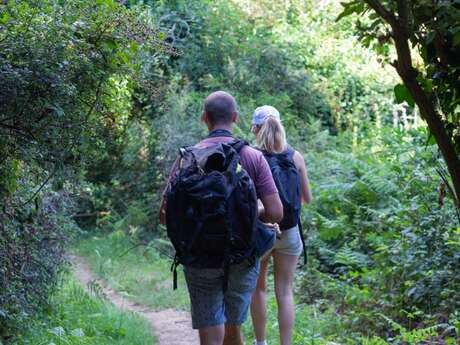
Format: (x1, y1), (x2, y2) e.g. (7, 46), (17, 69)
(254, 153), (278, 198)
(162, 156), (180, 197)
(159, 156), (180, 224)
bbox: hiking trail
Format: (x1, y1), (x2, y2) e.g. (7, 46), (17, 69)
(71, 255), (199, 345)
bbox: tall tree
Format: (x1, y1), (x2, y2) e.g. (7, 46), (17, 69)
(338, 0), (460, 209)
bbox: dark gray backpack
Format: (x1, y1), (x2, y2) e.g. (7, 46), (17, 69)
(262, 147), (307, 264)
(166, 140), (258, 289)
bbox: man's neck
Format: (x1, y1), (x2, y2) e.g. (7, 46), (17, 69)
(209, 125), (233, 133)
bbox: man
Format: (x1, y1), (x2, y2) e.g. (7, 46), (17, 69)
(160, 91), (283, 345)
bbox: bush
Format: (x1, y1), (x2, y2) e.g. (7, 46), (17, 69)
(299, 127), (459, 339)
(0, 191), (76, 338)
(0, 0), (168, 339)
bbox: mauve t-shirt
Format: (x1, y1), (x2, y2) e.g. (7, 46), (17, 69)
(166, 136), (278, 199)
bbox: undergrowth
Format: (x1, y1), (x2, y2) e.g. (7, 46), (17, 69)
(75, 231), (189, 311)
(9, 275), (156, 345)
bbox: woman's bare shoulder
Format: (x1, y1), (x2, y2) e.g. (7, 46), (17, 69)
(291, 148), (306, 168)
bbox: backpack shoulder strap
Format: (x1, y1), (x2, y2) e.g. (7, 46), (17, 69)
(228, 139), (249, 153)
(298, 219), (307, 265)
(262, 147), (295, 163)
(177, 145), (198, 170)
(286, 146), (295, 158)
(178, 145), (195, 159)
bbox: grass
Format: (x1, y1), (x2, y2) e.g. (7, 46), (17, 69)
(75, 231), (353, 345)
(241, 269), (349, 345)
(75, 230), (190, 311)
(11, 275), (156, 345)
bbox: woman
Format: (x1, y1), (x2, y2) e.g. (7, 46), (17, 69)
(250, 105), (312, 345)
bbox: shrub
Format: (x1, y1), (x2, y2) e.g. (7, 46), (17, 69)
(0, 0), (168, 338)
(0, 191), (76, 338)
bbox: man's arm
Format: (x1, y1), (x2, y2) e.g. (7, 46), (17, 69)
(159, 157), (180, 225)
(259, 193), (283, 224)
(159, 196), (167, 225)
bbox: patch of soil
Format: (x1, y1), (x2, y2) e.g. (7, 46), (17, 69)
(70, 255), (199, 345)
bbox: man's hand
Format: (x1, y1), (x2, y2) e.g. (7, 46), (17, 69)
(264, 222), (281, 238)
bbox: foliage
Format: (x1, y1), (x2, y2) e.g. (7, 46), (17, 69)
(298, 126), (459, 341)
(148, 0), (398, 131)
(76, 231), (189, 311)
(0, 0), (166, 199)
(337, 0), (460, 208)
(0, 0), (168, 339)
(11, 276), (156, 345)
(75, 0), (400, 239)
(0, 190), (76, 339)
(105, 1), (459, 341)
(2, 0), (460, 343)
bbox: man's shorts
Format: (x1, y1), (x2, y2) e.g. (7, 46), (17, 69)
(273, 225), (303, 256)
(183, 258), (260, 329)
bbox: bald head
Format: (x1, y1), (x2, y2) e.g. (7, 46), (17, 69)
(204, 91), (237, 125)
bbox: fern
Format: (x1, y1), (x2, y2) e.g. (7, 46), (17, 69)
(378, 314), (442, 344)
(333, 246), (369, 268)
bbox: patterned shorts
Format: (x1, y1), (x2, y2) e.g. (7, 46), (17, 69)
(183, 258), (260, 329)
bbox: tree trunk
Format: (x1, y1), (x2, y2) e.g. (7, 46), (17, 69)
(364, 0), (460, 209)
(392, 28), (460, 208)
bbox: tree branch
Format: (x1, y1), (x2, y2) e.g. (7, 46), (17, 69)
(436, 166), (460, 224)
(363, 0), (460, 211)
(396, 0), (410, 38)
(434, 30), (454, 69)
(19, 169), (56, 207)
(0, 123), (34, 141)
(364, 0), (397, 27)
(0, 115), (17, 124)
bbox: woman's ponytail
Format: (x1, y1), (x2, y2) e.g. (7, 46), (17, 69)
(256, 115), (287, 153)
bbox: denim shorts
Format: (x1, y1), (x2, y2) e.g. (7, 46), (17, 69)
(183, 258), (260, 329)
(274, 225), (303, 256)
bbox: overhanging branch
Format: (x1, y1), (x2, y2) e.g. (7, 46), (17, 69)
(396, 0), (410, 38)
(364, 0), (397, 27)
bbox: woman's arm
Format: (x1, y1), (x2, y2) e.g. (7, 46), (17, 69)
(293, 150), (312, 204)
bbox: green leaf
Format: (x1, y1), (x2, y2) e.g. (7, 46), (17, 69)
(0, 12), (10, 25)
(336, 1), (365, 22)
(158, 31), (166, 40)
(453, 31), (460, 46)
(49, 326), (65, 337)
(425, 132), (437, 146)
(417, 74), (433, 94)
(50, 104), (65, 117)
(116, 51), (129, 63)
(103, 38), (118, 51)
(394, 84), (415, 107)
(130, 40), (139, 53)
(71, 328), (85, 337)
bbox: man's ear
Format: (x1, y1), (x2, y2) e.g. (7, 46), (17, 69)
(201, 111), (207, 123)
(231, 111), (238, 123)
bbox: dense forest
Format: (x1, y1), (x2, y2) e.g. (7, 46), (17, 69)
(1, 0), (459, 344)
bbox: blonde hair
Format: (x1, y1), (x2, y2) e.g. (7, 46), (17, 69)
(256, 116), (287, 153)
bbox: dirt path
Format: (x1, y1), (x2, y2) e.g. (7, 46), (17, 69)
(71, 255), (199, 345)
